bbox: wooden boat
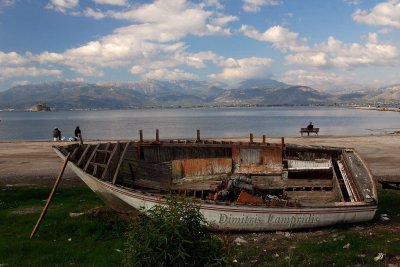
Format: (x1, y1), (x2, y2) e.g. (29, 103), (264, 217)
(53, 135), (378, 231)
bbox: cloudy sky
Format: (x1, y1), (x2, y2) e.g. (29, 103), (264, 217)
(0, 0), (399, 91)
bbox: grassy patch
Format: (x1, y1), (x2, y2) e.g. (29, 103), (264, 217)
(0, 185), (128, 266)
(1, 185), (399, 266)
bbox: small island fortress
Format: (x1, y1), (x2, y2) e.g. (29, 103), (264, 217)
(53, 131), (378, 231)
(29, 103), (51, 112)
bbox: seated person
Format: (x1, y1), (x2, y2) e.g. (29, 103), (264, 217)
(307, 122), (314, 130)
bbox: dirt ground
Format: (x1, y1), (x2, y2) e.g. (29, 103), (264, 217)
(1, 134), (399, 186)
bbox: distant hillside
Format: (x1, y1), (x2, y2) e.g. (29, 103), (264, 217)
(0, 79), (399, 110)
(213, 86), (331, 105)
(369, 84), (400, 102)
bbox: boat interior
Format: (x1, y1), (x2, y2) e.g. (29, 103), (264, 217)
(55, 137), (376, 207)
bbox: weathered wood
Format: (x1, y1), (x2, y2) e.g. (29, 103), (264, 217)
(172, 180), (222, 191)
(286, 179), (333, 188)
(77, 144), (91, 166)
(30, 153), (70, 239)
(84, 144), (100, 171)
(70, 146), (80, 161)
(284, 190), (335, 204)
(112, 142), (130, 184)
(252, 175), (284, 189)
(101, 142), (120, 181)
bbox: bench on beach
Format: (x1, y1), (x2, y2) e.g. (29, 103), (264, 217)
(300, 128), (319, 136)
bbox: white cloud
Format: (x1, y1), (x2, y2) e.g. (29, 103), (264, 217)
(142, 68), (198, 80)
(343, 0), (361, 6)
(46, 0), (79, 13)
(33, 0), (237, 78)
(0, 67), (62, 78)
(181, 51), (221, 68)
(0, 0), (15, 7)
(203, 0), (224, 9)
(92, 0), (128, 6)
(285, 52), (328, 67)
(353, 0), (400, 28)
(84, 7), (107, 19)
(11, 80), (30, 87)
(209, 57), (273, 80)
(281, 69), (347, 86)
(70, 65), (104, 77)
(242, 0), (282, 13)
(241, 24), (399, 69)
(130, 66), (146, 74)
(240, 25), (308, 52)
(0, 51), (28, 65)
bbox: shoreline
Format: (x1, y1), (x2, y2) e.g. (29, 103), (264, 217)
(1, 134), (400, 186)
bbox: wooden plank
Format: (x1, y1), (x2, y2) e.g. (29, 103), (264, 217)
(77, 144), (91, 167)
(252, 175), (284, 189)
(172, 180), (222, 191)
(90, 162), (107, 168)
(83, 144), (100, 171)
(286, 179), (333, 188)
(284, 190), (335, 204)
(30, 153), (70, 239)
(101, 142), (120, 181)
(70, 146), (80, 162)
(112, 142), (130, 184)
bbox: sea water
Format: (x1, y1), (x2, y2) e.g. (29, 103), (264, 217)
(0, 107), (399, 141)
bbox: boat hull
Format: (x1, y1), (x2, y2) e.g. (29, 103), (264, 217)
(66, 158), (377, 232)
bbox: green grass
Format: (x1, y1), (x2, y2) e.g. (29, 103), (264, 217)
(0, 185), (128, 267)
(1, 185), (399, 266)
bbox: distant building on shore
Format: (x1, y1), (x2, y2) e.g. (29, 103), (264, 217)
(29, 103), (51, 112)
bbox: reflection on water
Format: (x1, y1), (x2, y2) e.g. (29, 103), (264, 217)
(0, 107), (399, 140)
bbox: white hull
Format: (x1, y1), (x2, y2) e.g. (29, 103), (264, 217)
(67, 160), (377, 232)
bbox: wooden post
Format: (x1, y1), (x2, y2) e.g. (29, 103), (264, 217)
(156, 129), (159, 142)
(30, 153), (70, 239)
(196, 129), (200, 142)
(78, 133), (83, 146)
(262, 135), (266, 144)
(281, 137), (285, 148)
(139, 130), (143, 143)
(249, 133), (253, 144)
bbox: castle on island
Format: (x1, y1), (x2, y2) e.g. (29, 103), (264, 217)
(29, 103), (51, 112)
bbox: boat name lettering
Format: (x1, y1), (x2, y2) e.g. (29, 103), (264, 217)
(218, 213), (320, 226)
(219, 214), (262, 224)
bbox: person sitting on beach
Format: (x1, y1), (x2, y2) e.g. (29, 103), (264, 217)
(69, 126), (82, 142)
(74, 126), (81, 139)
(307, 122), (314, 130)
(53, 127), (61, 141)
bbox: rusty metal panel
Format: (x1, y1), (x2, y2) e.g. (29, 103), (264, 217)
(232, 145), (283, 174)
(240, 148), (260, 164)
(172, 158), (232, 179)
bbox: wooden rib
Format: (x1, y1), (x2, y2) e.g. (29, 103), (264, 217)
(70, 146), (80, 162)
(84, 144), (100, 172)
(104, 142), (111, 151)
(101, 142), (120, 181)
(112, 142), (130, 184)
(77, 144), (91, 167)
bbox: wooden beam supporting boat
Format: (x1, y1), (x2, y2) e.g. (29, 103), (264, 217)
(30, 153), (70, 239)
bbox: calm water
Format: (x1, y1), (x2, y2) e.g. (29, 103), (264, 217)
(0, 107), (399, 141)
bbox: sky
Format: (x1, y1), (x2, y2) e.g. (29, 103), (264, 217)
(0, 0), (400, 92)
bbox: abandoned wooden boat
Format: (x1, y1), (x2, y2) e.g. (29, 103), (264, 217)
(53, 135), (378, 231)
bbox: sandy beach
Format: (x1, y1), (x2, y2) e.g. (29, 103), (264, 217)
(1, 134), (399, 186)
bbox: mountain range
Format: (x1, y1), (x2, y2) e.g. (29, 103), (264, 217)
(0, 79), (399, 110)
